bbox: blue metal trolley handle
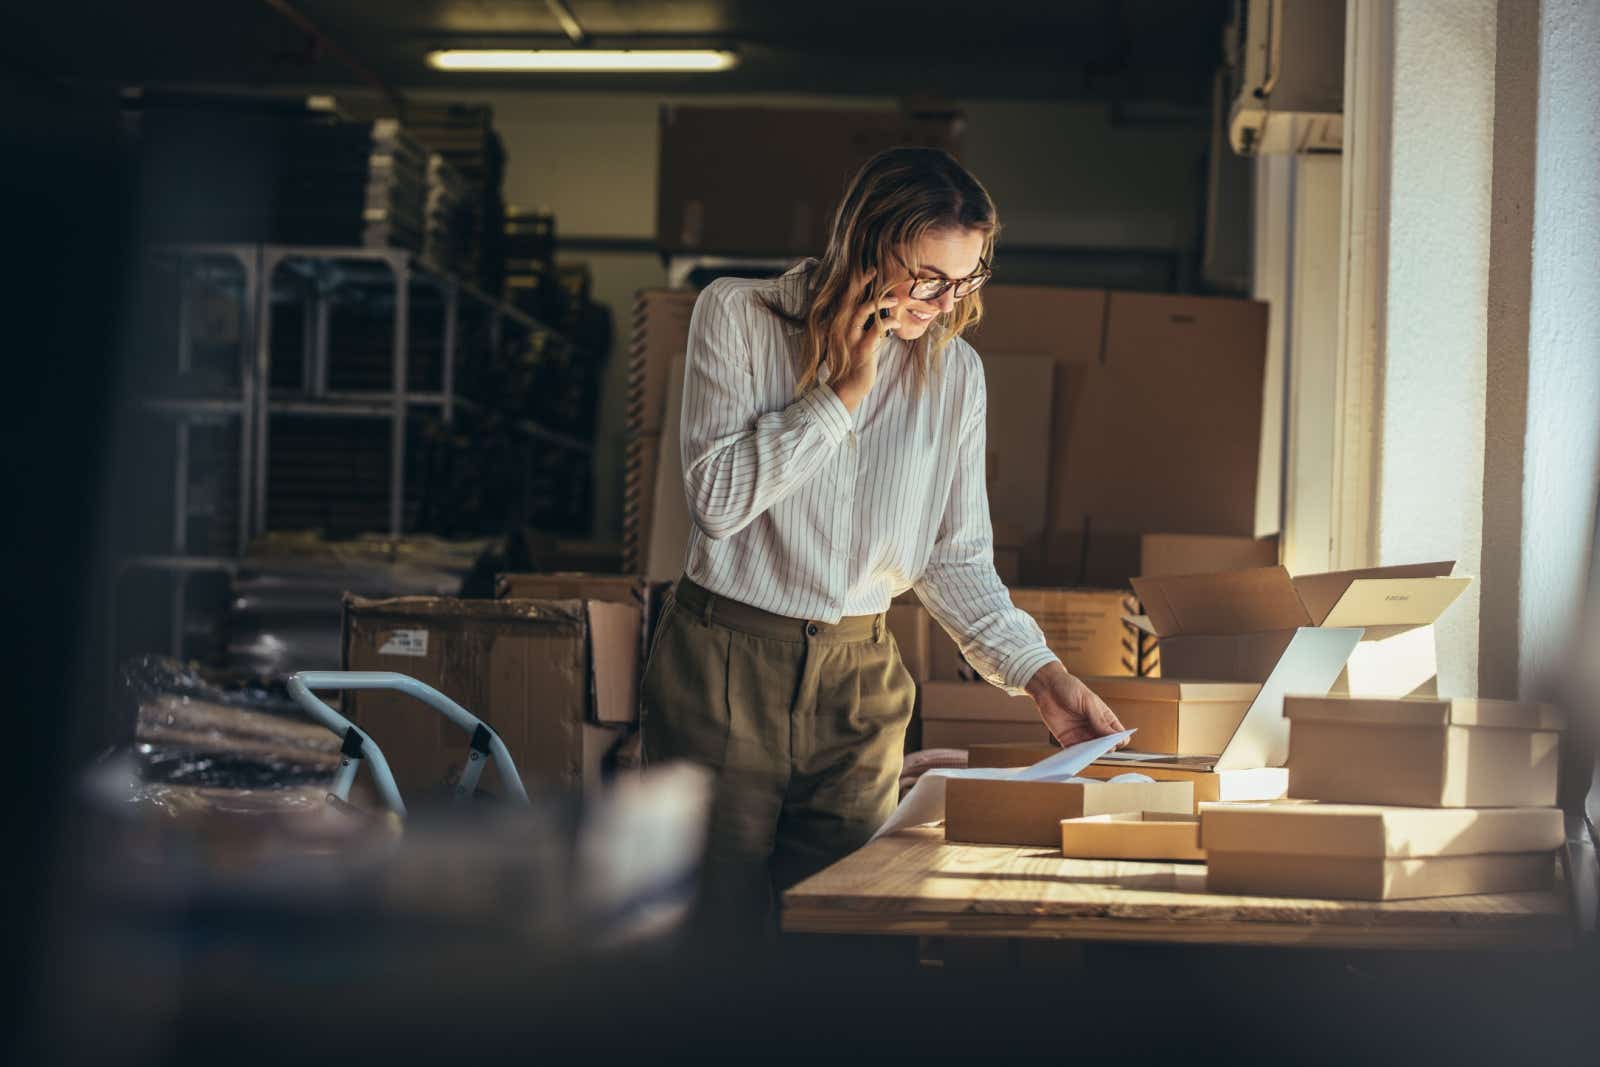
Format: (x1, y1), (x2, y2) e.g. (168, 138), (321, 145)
(287, 671), (531, 817)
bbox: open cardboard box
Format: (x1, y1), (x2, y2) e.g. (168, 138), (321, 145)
(1130, 562), (1471, 697)
(1201, 803), (1564, 900)
(1080, 677), (1261, 755)
(1284, 695), (1563, 808)
(945, 777), (1194, 848)
(1060, 811), (1204, 862)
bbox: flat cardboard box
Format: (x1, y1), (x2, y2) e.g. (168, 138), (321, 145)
(1200, 803), (1566, 857)
(342, 594), (640, 796)
(657, 105), (962, 255)
(1060, 812), (1205, 862)
(1081, 763), (1290, 810)
(945, 777), (1195, 847)
(918, 681), (1046, 749)
(1080, 677), (1261, 755)
(1140, 533), (1279, 576)
(1202, 802), (1564, 900)
(1205, 851), (1556, 901)
(1284, 696), (1563, 807)
(922, 719), (1052, 750)
(1131, 562), (1472, 696)
(1010, 588), (1138, 677)
(966, 743), (1291, 811)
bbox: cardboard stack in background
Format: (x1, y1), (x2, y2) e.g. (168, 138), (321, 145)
(342, 593), (640, 798)
(891, 587), (1144, 752)
(623, 289), (697, 574)
(657, 105), (963, 257)
(967, 286), (1273, 590)
(1202, 695), (1565, 900)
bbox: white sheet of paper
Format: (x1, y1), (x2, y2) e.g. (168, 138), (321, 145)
(872, 729), (1136, 840)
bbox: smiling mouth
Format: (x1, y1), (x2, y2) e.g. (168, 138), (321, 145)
(908, 308), (934, 321)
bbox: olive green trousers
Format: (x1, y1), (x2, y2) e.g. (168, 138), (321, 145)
(641, 577), (915, 939)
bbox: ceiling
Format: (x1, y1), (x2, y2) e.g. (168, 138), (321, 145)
(6, 0), (1228, 105)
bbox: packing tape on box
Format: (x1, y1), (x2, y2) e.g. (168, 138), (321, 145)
(873, 729), (1144, 840)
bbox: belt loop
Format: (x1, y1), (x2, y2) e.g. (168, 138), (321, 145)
(874, 615), (884, 642)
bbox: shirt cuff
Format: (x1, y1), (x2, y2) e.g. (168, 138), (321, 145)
(997, 646), (1061, 697)
(799, 383), (852, 444)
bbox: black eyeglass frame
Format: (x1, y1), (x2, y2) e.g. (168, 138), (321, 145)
(906, 257), (993, 302)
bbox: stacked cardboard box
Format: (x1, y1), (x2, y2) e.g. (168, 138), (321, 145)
(1080, 677), (1262, 756)
(968, 287), (1273, 589)
(1201, 695), (1565, 900)
(657, 105), (963, 257)
(624, 289), (697, 573)
(341, 592), (640, 798)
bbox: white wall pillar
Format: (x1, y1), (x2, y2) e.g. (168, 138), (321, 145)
(1516, 0), (1600, 695)
(1372, 0), (1499, 696)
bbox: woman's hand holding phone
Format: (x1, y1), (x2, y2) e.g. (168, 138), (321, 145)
(833, 273), (902, 413)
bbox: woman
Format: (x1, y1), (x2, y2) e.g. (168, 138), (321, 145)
(641, 146), (1126, 936)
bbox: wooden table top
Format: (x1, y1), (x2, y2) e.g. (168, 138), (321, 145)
(781, 827), (1576, 951)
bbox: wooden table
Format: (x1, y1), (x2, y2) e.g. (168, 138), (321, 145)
(782, 827), (1576, 951)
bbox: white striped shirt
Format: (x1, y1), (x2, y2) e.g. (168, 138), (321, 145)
(677, 259), (1058, 695)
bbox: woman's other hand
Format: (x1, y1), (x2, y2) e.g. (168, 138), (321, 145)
(1024, 662), (1128, 749)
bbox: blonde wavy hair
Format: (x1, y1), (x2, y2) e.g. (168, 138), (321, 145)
(758, 146), (999, 394)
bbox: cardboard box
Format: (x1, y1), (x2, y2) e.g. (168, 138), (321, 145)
(887, 602), (931, 683)
(1081, 677), (1260, 755)
(966, 743), (1291, 811)
(1010, 588), (1138, 677)
(627, 289), (697, 437)
(1284, 696), (1563, 808)
(657, 105), (962, 256)
(622, 432), (661, 574)
(969, 287), (1271, 587)
(342, 595), (640, 796)
(927, 623), (972, 681)
(922, 719), (1052, 750)
(1140, 533), (1279, 576)
(945, 777), (1195, 847)
(1081, 763), (1290, 809)
(1202, 804), (1564, 900)
(918, 681), (1048, 749)
(983, 357), (1055, 546)
(1060, 812), (1205, 862)
(1206, 851), (1556, 900)
(495, 572), (646, 608)
(1131, 562), (1471, 696)
(645, 356), (690, 582)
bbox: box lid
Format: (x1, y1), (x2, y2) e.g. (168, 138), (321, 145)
(1201, 803), (1564, 858)
(1283, 695), (1565, 732)
(1131, 562), (1468, 638)
(1083, 677), (1262, 703)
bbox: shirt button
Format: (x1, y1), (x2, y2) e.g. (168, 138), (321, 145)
(806, 623), (819, 637)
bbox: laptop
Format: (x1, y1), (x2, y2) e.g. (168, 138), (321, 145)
(1094, 626), (1365, 773)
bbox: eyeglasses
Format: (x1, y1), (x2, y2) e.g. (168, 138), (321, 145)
(907, 258), (992, 302)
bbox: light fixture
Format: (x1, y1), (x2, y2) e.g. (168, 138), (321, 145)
(427, 49), (738, 73)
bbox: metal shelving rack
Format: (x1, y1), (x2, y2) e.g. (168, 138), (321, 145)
(117, 241), (593, 667)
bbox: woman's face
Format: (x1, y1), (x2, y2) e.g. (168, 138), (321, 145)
(885, 227), (988, 341)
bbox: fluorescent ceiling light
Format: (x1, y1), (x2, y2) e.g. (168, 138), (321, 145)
(427, 49), (738, 72)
